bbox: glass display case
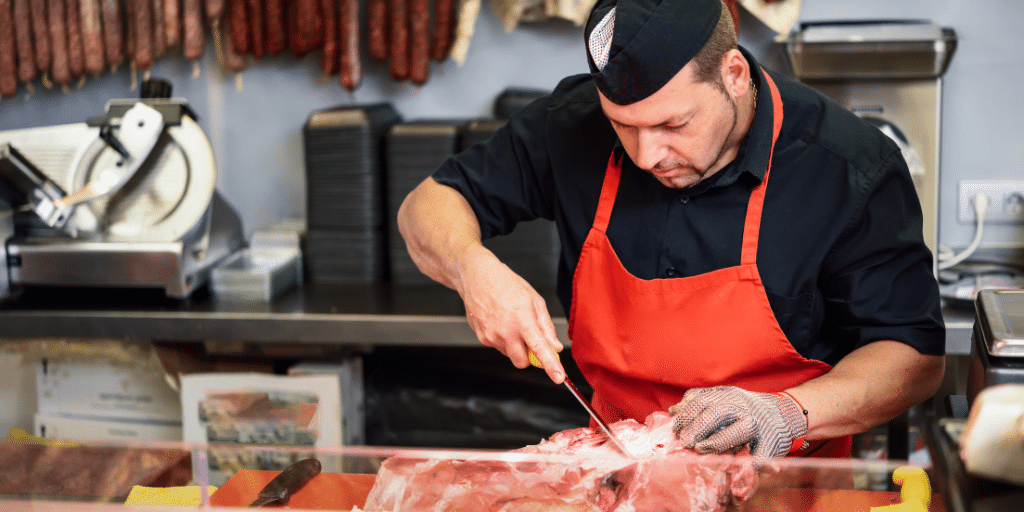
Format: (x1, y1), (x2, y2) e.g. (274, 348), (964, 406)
(0, 437), (950, 512)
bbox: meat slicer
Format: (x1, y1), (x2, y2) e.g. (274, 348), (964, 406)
(0, 95), (244, 300)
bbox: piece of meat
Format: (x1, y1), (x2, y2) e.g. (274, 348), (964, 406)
(29, 0), (50, 75)
(100, 0), (122, 69)
(287, 0), (322, 58)
(218, 17), (246, 72)
(227, 0), (246, 54)
(204, 0), (223, 24)
(181, 0), (203, 60)
(79, 0), (105, 76)
(362, 412), (760, 512)
(429, 0), (453, 61)
(408, 0), (428, 84)
(130, 0), (153, 70)
(338, 0), (358, 90)
(387, 0), (407, 80)
(262, 0), (283, 53)
(366, 0), (386, 61)
(163, 0), (179, 47)
(12, 0), (36, 83)
(1, 0), (17, 96)
(150, 0), (165, 60)
(245, 0), (263, 57)
(47, 0), (71, 85)
(318, 0), (336, 75)
(65, 0), (84, 78)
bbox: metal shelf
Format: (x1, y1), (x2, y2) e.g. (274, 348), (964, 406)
(0, 283), (570, 347)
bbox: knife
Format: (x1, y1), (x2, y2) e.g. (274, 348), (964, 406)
(528, 351), (634, 458)
(248, 458), (322, 507)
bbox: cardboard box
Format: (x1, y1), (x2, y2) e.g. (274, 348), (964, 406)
(34, 413), (183, 443)
(288, 358), (365, 446)
(36, 359), (182, 423)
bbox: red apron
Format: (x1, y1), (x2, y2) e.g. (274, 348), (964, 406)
(569, 73), (851, 458)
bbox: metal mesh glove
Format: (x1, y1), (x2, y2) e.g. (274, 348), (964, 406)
(669, 386), (808, 465)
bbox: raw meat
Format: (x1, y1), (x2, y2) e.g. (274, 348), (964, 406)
(361, 412), (759, 512)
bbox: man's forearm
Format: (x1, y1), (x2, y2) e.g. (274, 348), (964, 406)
(785, 341), (945, 440)
(397, 177), (484, 291)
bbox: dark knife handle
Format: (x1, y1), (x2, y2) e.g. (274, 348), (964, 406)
(249, 458), (322, 507)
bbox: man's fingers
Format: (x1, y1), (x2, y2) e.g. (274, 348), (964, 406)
(693, 418), (756, 454)
(676, 404), (743, 447)
(533, 299), (564, 354)
(525, 330), (565, 384)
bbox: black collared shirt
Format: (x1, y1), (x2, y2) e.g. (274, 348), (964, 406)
(432, 49), (945, 365)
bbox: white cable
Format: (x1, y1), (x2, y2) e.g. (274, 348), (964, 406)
(938, 194), (989, 270)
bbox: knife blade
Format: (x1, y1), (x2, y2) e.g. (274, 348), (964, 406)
(528, 351), (634, 458)
(248, 458), (322, 507)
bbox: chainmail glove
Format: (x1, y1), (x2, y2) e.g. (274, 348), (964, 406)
(669, 386), (808, 466)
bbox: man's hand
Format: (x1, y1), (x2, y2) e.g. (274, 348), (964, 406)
(669, 386), (808, 466)
(458, 246), (566, 384)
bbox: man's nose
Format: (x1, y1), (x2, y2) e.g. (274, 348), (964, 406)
(633, 128), (666, 170)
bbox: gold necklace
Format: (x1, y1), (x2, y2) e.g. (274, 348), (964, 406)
(750, 78), (758, 110)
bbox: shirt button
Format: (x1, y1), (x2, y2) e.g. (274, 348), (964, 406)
(679, 196), (690, 204)
(666, 268), (677, 277)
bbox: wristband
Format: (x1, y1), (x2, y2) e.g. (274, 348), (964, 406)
(776, 391), (809, 454)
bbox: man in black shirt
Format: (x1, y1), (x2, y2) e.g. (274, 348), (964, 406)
(397, 0), (944, 463)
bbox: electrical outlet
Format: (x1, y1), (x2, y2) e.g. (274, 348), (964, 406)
(959, 180), (1024, 223)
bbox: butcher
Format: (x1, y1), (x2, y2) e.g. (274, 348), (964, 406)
(397, 0), (945, 464)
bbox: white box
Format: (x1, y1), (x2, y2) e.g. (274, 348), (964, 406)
(289, 358), (365, 445)
(34, 413), (183, 443)
(36, 359), (182, 423)
(180, 373), (342, 485)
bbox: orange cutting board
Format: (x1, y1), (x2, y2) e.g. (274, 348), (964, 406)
(209, 470), (376, 510)
(740, 488), (946, 511)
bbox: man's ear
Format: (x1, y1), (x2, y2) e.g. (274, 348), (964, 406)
(720, 49), (751, 100)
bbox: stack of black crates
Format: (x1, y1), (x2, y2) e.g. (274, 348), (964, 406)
(301, 91), (558, 292)
(302, 103), (402, 284)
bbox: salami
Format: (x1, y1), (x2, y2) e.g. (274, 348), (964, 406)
(387, 0), (407, 80)
(132, 0), (154, 70)
(319, 0), (337, 75)
(29, 0), (50, 75)
(164, 0), (179, 47)
(227, 0), (247, 54)
(287, 0), (322, 58)
(1, 0), (17, 96)
(47, 0), (71, 85)
(219, 18), (246, 73)
(100, 0), (123, 69)
(408, 0), (428, 84)
(204, 0), (223, 23)
(181, 0), (203, 60)
(245, 0), (263, 58)
(366, 0), (386, 61)
(262, 0), (284, 54)
(430, 0), (454, 61)
(150, 0), (166, 59)
(12, 0), (35, 83)
(79, 0), (105, 76)
(65, 0), (84, 78)
(338, 0), (359, 90)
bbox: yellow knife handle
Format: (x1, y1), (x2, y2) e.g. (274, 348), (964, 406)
(528, 350), (558, 369)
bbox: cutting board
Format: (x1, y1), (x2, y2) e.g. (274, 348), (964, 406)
(210, 470), (376, 510)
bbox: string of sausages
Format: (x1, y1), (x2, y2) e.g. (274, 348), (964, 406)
(0, 0), (459, 98)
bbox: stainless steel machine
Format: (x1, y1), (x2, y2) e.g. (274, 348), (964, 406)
(968, 289), (1024, 404)
(0, 90), (244, 299)
(785, 20), (958, 270)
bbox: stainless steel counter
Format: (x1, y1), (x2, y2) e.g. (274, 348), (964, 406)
(0, 282), (973, 354)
